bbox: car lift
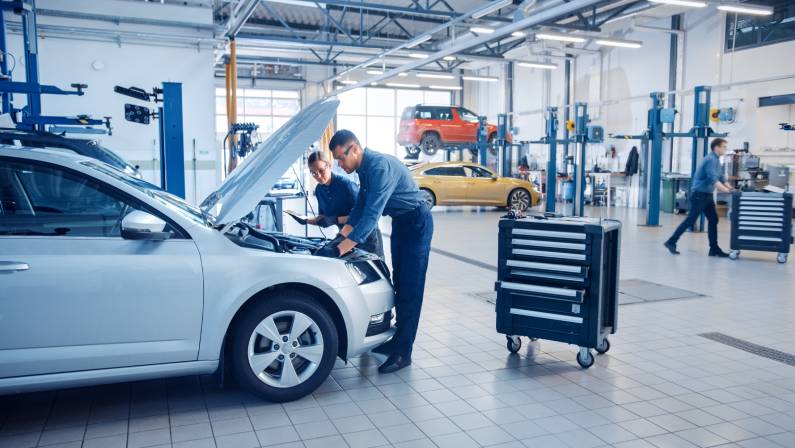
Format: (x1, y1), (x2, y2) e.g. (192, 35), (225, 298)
(115, 83), (186, 198)
(529, 103), (603, 216)
(0, 0), (111, 134)
(611, 86), (726, 229)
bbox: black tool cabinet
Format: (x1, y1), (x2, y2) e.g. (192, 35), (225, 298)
(495, 215), (621, 368)
(729, 191), (793, 264)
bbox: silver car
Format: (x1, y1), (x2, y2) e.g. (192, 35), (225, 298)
(0, 97), (394, 402)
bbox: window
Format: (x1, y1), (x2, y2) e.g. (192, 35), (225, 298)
(0, 160), (137, 237)
(725, 0), (795, 51)
(424, 166), (466, 176)
(214, 88), (301, 143)
(458, 108), (479, 123)
(416, 107), (453, 120)
(465, 166), (494, 178)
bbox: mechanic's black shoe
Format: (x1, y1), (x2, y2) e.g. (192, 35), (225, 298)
(664, 241), (680, 255)
(378, 354), (411, 374)
(709, 248), (730, 257)
(371, 341), (394, 356)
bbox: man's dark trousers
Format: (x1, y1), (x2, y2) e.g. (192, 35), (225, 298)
(389, 204), (433, 358)
(666, 191), (719, 250)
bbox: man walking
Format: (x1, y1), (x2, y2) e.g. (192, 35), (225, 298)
(316, 130), (433, 374)
(664, 138), (733, 257)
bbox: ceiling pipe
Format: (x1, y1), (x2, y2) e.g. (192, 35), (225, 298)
(331, 0), (604, 95)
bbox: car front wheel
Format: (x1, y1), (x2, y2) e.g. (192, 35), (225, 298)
(420, 133), (440, 156)
(508, 188), (531, 212)
(231, 292), (338, 402)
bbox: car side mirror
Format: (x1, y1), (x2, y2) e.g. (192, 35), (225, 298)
(121, 210), (172, 241)
(491, 176), (498, 181)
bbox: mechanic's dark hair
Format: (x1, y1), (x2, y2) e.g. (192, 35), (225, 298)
(710, 138), (727, 151)
(329, 129), (359, 152)
(307, 150), (330, 166)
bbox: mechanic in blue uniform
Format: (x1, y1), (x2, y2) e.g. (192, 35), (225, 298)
(316, 130), (433, 374)
(296, 151), (383, 257)
(664, 138), (733, 257)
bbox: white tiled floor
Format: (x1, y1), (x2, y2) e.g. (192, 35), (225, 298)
(2, 205), (794, 448)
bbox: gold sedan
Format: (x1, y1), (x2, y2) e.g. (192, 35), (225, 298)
(411, 162), (540, 211)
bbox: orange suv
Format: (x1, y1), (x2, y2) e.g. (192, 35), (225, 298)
(397, 105), (508, 156)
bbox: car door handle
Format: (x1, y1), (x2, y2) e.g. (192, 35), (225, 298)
(0, 261), (30, 272)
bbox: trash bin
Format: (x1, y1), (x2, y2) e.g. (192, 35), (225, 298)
(495, 214), (621, 368)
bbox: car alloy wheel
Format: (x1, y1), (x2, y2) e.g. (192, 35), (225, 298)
(509, 189), (531, 212)
(248, 310), (324, 388)
(420, 134), (440, 156)
(231, 293), (337, 402)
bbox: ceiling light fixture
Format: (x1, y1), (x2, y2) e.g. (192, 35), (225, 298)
(443, 55), (457, 61)
(471, 0), (513, 19)
(409, 53), (429, 59)
(511, 31), (527, 37)
(470, 26), (495, 34)
(398, 72), (409, 77)
(430, 85), (463, 90)
(340, 80), (357, 85)
(406, 34), (432, 48)
(462, 75), (499, 82)
(417, 73), (455, 79)
(717, 3), (774, 15)
(595, 38), (643, 48)
(366, 70), (383, 75)
(535, 32), (586, 43)
(386, 82), (421, 88)
(517, 61), (558, 69)
(648, 0), (707, 8)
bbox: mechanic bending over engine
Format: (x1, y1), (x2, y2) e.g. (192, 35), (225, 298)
(287, 150), (384, 257)
(317, 129), (434, 374)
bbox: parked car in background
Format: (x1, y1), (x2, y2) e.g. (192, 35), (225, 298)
(412, 161), (539, 211)
(397, 105), (509, 157)
(0, 128), (141, 178)
(0, 97), (394, 402)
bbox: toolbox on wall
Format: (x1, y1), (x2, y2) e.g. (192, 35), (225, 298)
(729, 191), (793, 264)
(495, 215), (621, 368)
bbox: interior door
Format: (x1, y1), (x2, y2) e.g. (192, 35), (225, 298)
(457, 108), (480, 143)
(0, 159), (204, 379)
(434, 107), (460, 142)
(422, 165), (467, 203)
(464, 166), (505, 205)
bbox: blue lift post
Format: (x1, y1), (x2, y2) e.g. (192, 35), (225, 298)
(544, 107), (559, 213)
(159, 82), (186, 198)
(688, 86), (716, 232)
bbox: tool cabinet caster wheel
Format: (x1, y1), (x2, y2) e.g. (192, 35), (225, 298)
(506, 336), (521, 354)
(777, 254), (787, 264)
(729, 250), (739, 260)
(576, 349), (594, 369)
(596, 339), (610, 355)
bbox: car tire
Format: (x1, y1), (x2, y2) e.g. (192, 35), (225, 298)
(420, 133), (440, 156)
(231, 292), (338, 402)
(507, 188), (531, 212)
(420, 188), (436, 209)
(488, 133), (498, 155)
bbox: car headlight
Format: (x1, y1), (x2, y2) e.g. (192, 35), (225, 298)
(346, 261), (382, 285)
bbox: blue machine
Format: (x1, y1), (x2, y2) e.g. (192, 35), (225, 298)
(611, 86), (726, 229)
(0, 0), (110, 134)
(116, 83), (186, 198)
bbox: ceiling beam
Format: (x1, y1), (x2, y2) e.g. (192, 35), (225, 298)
(263, 0), (512, 23)
(225, 0), (260, 37)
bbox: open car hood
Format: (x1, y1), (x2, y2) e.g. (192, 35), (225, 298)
(200, 97), (339, 224)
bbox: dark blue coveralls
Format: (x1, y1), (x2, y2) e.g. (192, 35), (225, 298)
(347, 149), (433, 358)
(315, 172), (383, 257)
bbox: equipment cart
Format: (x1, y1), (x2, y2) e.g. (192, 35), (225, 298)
(729, 191), (793, 264)
(496, 215), (621, 368)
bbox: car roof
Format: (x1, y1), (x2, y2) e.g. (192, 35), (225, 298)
(0, 144), (96, 166)
(417, 161), (485, 169)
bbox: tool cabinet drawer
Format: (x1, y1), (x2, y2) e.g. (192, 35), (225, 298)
(498, 280), (584, 304)
(501, 259), (589, 286)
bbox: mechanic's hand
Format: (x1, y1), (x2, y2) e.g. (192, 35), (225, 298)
(285, 210), (308, 225)
(329, 233), (345, 246)
(315, 243), (341, 258)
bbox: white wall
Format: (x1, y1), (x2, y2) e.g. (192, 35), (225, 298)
(4, 0), (217, 204)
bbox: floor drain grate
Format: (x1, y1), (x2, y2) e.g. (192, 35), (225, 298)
(699, 332), (795, 367)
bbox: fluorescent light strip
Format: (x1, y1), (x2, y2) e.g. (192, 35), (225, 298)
(470, 26), (495, 34)
(595, 38), (643, 48)
(409, 53), (429, 59)
(417, 73), (455, 79)
(517, 61), (558, 69)
(430, 85), (463, 90)
(717, 4), (773, 15)
(443, 55), (457, 61)
(536, 32), (586, 43)
(366, 70), (383, 75)
(511, 31), (527, 37)
(406, 34), (432, 48)
(648, 0), (707, 7)
(472, 0), (512, 19)
(340, 80), (357, 85)
(462, 75), (499, 82)
(386, 83), (421, 88)
(397, 72), (409, 77)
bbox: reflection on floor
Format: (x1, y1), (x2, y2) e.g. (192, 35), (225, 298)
(2, 205), (794, 448)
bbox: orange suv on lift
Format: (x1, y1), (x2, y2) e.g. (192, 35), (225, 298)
(397, 105), (509, 157)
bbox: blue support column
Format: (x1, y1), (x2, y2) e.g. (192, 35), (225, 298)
(572, 103), (588, 217)
(646, 92), (666, 227)
(545, 107), (558, 214)
(690, 86), (711, 232)
(21, 0), (41, 123)
(0, 11), (9, 114)
(159, 82), (186, 198)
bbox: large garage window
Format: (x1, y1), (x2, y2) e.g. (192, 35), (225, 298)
(725, 0), (795, 51)
(214, 88), (301, 143)
(337, 88), (452, 157)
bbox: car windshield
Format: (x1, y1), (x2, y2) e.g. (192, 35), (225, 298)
(80, 160), (208, 226)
